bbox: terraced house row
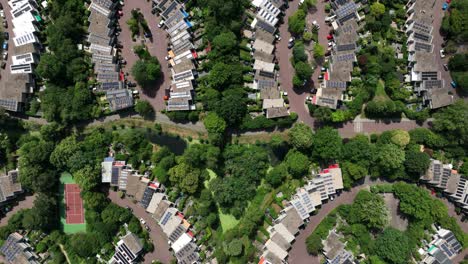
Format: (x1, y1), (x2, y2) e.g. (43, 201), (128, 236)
(101, 157), (200, 264)
(152, 0), (199, 112)
(244, 0), (291, 119)
(421, 159), (468, 214)
(405, 0), (453, 109)
(0, 0), (43, 112)
(86, 0), (134, 112)
(312, 0), (364, 110)
(260, 165), (344, 263)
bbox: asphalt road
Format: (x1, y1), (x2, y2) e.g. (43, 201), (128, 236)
(108, 190), (173, 264)
(119, 0), (171, 111)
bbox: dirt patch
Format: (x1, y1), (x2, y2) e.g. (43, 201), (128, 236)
(382, 193), (408, 231)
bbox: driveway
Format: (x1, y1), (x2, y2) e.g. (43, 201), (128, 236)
(288, 179), (468, 264)
(108, 190), (173, 264)
(0, 194), (36, 227)
(119, 0), (171, 111)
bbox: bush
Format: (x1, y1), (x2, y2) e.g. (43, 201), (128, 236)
(306, 233), (323, 255)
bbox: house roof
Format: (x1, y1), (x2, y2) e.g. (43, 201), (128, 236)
(153, 200), (172, 222)
(106, 89), (134, 112)
(264, 240), (288, 260)
(266, 107), (289, 119)
(253, 39), (274, 54)
(323, 231), (345, 260)
(254, 60), (275, 73)
(121, 233), (143, 256)
(278, 206), (303, 235)
(160, 207), (182, 236)
(172, 233), (192, 253)
(146, 192), (166, 214)
(262, 98), (284, 109)
(270, 232), (291, 251)
(260, 87), (280, 99)
(0, 73), (33, 112)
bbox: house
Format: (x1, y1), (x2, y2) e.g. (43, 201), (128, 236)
(0, 170), (23, 206)
(105, 89), (134, 112)
(159, 207), (182, 237)
(109, 232), (143, 264)
(0, 73), (35, 111)
(323, 231), (356, 264)
(140, 182), (163, 208)
(405, 0), (452, 109)
(0, 232), (39, 264)
(266, 107), (289, 119)
(419, 228), (462, 264)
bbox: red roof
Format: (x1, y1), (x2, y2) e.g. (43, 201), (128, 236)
(119, 71), (124, 81)
(328, 164), (339, 169)
(324, 71), (330, 81)
(191, 50), (198, 59)
(187, 231), (194, 238)
(258, 257), (266, 264)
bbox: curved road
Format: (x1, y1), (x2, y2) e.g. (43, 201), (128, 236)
(288, 179), (468, 264)
(108, 190), (173, 264)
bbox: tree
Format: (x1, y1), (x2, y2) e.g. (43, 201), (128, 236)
(288, 123), (314, 151)
(22, 193), (58, 231)
(433, 101), (468, 148)
(313, 43), (325, 59)
(305, 233), (323, 255)
(50, 136), (80, 170)
(68, 233), (99, 258)
(131, 57), (161, 87)
(390, 130), (410, 147)
(375, 228), (411, 264)
(370, 2), (386, 17)
(348, 191), (388, 230)
(224, 239), (243, 256)
(211, 31), (238, 58)
(135, 100), (154, 118)
(168, 163), (202, 194)
(288, 9), (306, 35)
(374, 144), (405, 177)
(74, 165), (100, 192)
(342, 162), (367, 188)
(295, 61), (313, 81)
(313, 107), (333, 123)
(342, 135), (374, 168)
(214, 93), (247, 126)
(204, 112), (227, 134)
(312, 127), (342, 162)
(293, 44), (308, 63)
(266, 163), (288, 187)
(285, 149), (310, 178)
(404, 149), (430, 180)
(36, 53), (65, 82)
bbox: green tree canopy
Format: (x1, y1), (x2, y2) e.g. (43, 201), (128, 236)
(168, 163), (203, 194)
(375, 228), (411, 264)
(131, 57), (161, 87)
(288, 9), (306, 35)
(134, 100), (154, 118)
(312, 127), (342, 162)
(288, 123), (314, 151)
(285, 149), (310, 178)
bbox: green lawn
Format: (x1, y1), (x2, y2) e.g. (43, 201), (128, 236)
(204, 169), (217, 189)
(373, 80), (391, 102)
(218, 208), (240, 233)
(59, 172), (86, 234)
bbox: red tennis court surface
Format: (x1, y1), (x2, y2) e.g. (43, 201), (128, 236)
(65, 184), (84, 224)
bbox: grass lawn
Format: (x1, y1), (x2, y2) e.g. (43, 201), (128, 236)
(59, 172), (86, 234)
(204, 169), (217, 189)
(218, 208), (240, 233)
(373, 80), (391, 102)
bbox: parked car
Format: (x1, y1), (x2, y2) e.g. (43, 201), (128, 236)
(312, 20), (320, 29)
(3, 32), (8, 40)
(0, 10), (4, 19)
(443, 64), (449, 71)
(158, 20), (165, 28)
(288, 37), (295, 49)
(450, 81), (457, 88)
(139, 218), (146, 225)
(327, 34), (333, 40)
(321, 67), (327, 72)
(145, 225), (151, 231)
(2, 51), (7, 60)
(144, 31), (152, 38)
(2, 42), (8, 51)
(1, 62), (5, 69)
(2, 20), (7, 28)
(127, 82), (137, 88)
(442, 2), (448, 10)
(439, 49), (445, 58)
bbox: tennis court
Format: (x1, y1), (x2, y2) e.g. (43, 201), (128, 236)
(65, 184), (84, 224)
(59, 173), (86, 233)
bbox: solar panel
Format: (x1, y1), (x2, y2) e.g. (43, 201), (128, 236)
(336, 43), (355, 51)
(336, 2), (357, 19)
(335, 53), (355, 62)
(421, 71), (438, 81)
(161, 212), (173, 225)
(335, 0), (349, 7)
(327, 81), (347, 89)
(414, 32), (431, 42)
(259, 70), (275, 79)
(415, 42), (432, 52)
(320, 97), (335, 105)
(423, 80), (442, 89)
(413, 20), (432, 34)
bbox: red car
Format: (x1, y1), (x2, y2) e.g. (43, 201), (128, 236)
(446, 0), (451, 3)
(327, 34), (333, 40)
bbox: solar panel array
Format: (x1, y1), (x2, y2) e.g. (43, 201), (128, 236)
(259, 70), (275, 79)
(161, 211), (173, 225)
(415, 42), (432, 52)
(173, 70), (194, 82)
(101, 81), (121, 90)
(327, 81), (347, 89)
(334, 0), (348, 6)
(421, 71), (438, 80)
(140, 187), (155, 208)
(0, 99), (18, 112)
(339, 13), (356, 24)
(444, 232), (462, 253)
(413, 20), (432, 34)
(256, 19), (276, 34)
(336, 2), (357, 19)
(1, 236), (21, 262)
(162, 2), (178, 18)
(169, 225), (186, 242)
(423, 80), (443, 89)
(414, 32), (431, 42)
(319, 97), (336, 105)
(258, 79), (276, 90)
(336, 43), (355, 51)
(335, 53), (355, 62)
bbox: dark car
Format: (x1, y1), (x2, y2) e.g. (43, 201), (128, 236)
(2, 20), (7, 28)
(3, 32), (8, 40)
(287, 41), (295, 49)
(127, 82), (137, 88)
(1, 62), (6, 69)
(144, 31), (152, 38)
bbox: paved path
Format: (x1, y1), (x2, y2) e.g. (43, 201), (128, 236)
(288, 178), (468, 263)
(119, 0), (170, 111)
(108, 190), (173, 264)
(0, 194), (36, 227)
